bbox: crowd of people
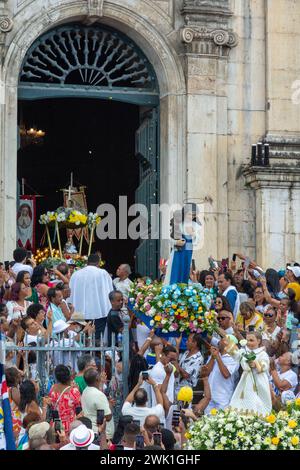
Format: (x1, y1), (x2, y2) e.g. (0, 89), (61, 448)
(0, 247), (300, 451)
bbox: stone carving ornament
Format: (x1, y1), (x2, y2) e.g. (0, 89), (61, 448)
(0, 16), (13, 32)
(181, 0), (238, 56)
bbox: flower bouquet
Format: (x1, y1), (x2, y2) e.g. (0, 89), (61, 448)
(39, 207), (101, 229)
(39, 207), (101, 258)
(186, 407), (300, 450)
(129, 282), (217, 337)
(128, 281), (162, 329)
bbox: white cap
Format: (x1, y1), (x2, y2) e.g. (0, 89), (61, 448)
(287, 266), (300, 278)
(53, 319), (69, 335)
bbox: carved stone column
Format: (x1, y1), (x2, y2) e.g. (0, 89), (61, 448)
(244, 166), (300, 268)
(180, 0), (238, 265)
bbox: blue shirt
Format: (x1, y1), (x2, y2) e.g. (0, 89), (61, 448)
(226, 289), (238, 313)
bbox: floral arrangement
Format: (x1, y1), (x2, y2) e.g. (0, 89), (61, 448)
(129, 282), (217, 335)
(39, 207), (101, 228)
(88, 212), (101, 229)
(186, 402), (300, 450)
(129, 281), (161, 315)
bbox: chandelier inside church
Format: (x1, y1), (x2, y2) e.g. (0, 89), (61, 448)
(20, 124), (46, 146)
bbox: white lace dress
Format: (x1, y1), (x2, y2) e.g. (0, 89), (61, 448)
(229, 346), (272, 416)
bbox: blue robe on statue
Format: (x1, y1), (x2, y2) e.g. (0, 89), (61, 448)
(170, 234), (193, 284)
(164, 221), (202, 286)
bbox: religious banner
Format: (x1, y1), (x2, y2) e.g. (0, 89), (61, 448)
(63, 187), (89, 243)
(17, 195), (36, 252)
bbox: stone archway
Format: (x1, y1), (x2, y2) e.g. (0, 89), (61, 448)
(0, 0), (186, 260)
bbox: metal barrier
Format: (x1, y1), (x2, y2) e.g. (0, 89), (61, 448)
(3, 315), (130, 402)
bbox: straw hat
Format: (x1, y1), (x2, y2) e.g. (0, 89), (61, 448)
(28, 422), (50, 440)
(67, 312), (87, 326)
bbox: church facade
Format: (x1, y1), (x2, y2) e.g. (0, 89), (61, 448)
(0, 0), (300, 270)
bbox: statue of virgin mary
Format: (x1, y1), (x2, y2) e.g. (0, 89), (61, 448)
(164, 203), (202, 285)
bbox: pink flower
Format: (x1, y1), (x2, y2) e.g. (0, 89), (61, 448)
(145, 303), (151, 311)
(172, 323), (179, 330)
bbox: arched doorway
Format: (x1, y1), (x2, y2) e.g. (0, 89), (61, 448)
(17, 23), (160, 277)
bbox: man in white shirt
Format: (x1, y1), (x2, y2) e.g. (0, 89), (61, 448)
(60, 420), (100, 450)
(70, 254), (113, 340)
(122, 374), (165, 426)
(11, 248), (35, 277)
(113, 264), (133, 300)
(81, 368), (114, 439)
(149, 345), (178, 406)
(204, 339), (239, 413)
(270, 352), (298, 396)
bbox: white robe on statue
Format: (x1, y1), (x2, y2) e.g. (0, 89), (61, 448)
(70, 266), (113, 320)
(229, 346), (272, 416)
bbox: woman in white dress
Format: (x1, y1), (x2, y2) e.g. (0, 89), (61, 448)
(228, 331), (272, 416)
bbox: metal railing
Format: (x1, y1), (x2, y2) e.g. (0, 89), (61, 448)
(2, 315), (130, 402)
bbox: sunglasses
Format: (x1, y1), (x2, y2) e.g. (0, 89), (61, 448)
(217, 316), (230, 321)
(215, 300), (223, 304)
(264, 313), (274, 318)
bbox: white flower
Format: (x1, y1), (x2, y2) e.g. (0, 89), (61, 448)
(205, 440), (213, 448)
(220, 437), (227, 445)
(225, 424), (233, 432)
(150, 320), (155, 326)
(239, 339), (247, 347)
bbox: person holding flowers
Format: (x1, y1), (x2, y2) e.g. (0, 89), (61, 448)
(228, 331), (272, 416)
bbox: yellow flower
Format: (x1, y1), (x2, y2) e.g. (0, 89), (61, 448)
(291, 436), (299, 446)
(266, 414), (276, 424)
(210, 408), (218, 416)
(271, 437), (280, 446)
(190, 316), (195, 321)
(288, 420), (297, 429)
(264, 437), (271, 445)
(172, 304), (177, 309)
(296, 398), (300, 407)
(177, 386), (193, 404)
(185, 432), (191, 440)
(237, 431), (245, 438)
(154, 315), (162, 322)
